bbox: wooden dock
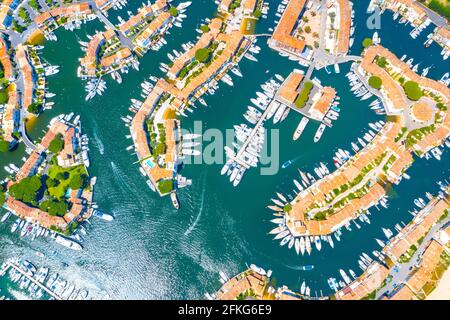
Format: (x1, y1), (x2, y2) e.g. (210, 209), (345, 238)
(1, 261), (62, 300)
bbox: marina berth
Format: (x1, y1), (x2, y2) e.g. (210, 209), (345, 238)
(430, 27), (450, 55)
(380, 0), (428, 28)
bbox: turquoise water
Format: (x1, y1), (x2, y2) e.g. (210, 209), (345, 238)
(0, 0), (449, 299)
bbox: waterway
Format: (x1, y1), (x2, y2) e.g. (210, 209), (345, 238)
(0, 0), (449, 299)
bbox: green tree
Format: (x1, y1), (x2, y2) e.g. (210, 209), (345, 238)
(368, 76), (382, 89)
(157, 180), (173, 194)
(253, 9), (262, 18)
(46, 178), (59, 188)
(8, 176), (42, 205)
(169, 6), (178, 17)
(195, 48), (210, 63)
(0, 139), (9, 152)
(0, 190), (5, 207)
(40, 199), (68, 217)
(48, 133), (64, 154)
(56, 171), (69, 181)
(377, 57), (388, 68)
(69, 173), (87, 190)
(403, 81), (423, 101)
(0, 88), (8, 104)
(200, 24), (210, 33)
(27, 102), (42, 114)
(362, 38), (373, 48)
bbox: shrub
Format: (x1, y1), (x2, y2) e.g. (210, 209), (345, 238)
(56, 171), (69, 180)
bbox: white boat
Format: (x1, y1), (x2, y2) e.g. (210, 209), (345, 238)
(300, 281), (306, 295)
(299, 237), (305, 255)
(305, 236), (312, 255)
(274, 230), (290, 240)
(250, 264), (266, 276)
(269, 225), (287, 235)
(273, 104), (286, 124)
(11, 219), (21, 233)
(55, 235), (82, 251)
(314, 123), (326, 143)
(92, 210), (113, 222)
(314, 236), (321, 251)
(230, 67), (243, 77)
(1, 211), (11, 223)
(340, 269), (351, 284)
(327, 235), (334, 248)
(182, 149), (201, 156)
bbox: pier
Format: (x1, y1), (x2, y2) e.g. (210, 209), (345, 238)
(1, 261), (62, 300)
(230, 98), (279, 168)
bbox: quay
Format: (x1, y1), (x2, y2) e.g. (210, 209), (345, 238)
(1, 261), (62, 300)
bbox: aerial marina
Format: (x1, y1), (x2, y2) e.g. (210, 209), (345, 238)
(0, 0), (449, 302)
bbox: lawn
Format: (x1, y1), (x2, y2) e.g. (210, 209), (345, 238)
(47, 164), (88, 199)
(294, 81), (313, 108)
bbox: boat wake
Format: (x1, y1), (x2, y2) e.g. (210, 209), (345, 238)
(283, 264), (314, 271)
(184, 179), (207, 236)
(110, 161), (133, 194)
(281, 155), (302, 169)
(92, 124), (105, 155)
